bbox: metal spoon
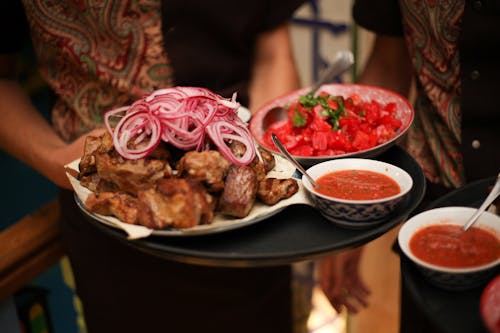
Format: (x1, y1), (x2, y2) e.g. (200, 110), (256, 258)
(261, 50), (354, 131)
(463, 171), (500, 231)
(309, 50), (354, 94)
(271, 133), (320, 189)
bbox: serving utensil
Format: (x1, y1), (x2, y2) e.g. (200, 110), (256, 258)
(463, 171), (500, 231)
(262, 50), (354, 131)
(271, 133), (320, 188)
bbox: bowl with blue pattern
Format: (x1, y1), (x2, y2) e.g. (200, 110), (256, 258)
(301, 158), (413, 229)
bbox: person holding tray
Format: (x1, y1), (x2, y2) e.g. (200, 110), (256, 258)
(0, 1), (305, 332)
(350, 0), (500, 331)
(0, 1), (374, 332)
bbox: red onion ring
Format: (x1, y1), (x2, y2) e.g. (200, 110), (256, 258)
(104, 87), (255, 165)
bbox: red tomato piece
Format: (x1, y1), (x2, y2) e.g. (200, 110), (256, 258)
(309, 114), (331, 132)
(290, 144), (314, 156)
(351, 130), (372, 151)
(380, 115), (402, 130)
(312, 131), (329, 151)
(328, 130), (352, 151)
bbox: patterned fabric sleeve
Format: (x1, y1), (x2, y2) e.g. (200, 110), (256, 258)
(22, 0), (174, 141)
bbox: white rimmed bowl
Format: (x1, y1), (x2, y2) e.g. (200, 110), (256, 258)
(301, 158), (413, 228)
(398, 206), (500, 291)
(249, 83), (414, 167)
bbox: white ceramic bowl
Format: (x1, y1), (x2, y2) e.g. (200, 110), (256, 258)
(398, 206), (500, 290)
(301, 158), (413, 228)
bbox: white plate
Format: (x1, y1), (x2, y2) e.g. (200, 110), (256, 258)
(66, 155), (310, 239)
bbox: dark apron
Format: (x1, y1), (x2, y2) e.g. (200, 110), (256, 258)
(59, 190), (292, 333)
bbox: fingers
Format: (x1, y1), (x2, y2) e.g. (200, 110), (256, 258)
(317, 248), (372, 314)
(328, 287), (364, 314)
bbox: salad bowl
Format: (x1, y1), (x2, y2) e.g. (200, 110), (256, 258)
(249, 83), (414, 167)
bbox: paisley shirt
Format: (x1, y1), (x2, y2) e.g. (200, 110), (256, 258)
(355, 0), (500, 189)
(17, 0), (305, 144)
(22, 0), (174, 141)
(399, 1), (465, 188)
(354, 0), (466, 187)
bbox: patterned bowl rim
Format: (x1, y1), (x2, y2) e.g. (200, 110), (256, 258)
(398, 206), (500, 274)
(301, 158), (413, 204)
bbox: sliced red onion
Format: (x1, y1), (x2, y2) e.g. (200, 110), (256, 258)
(104, 87), (256, 164)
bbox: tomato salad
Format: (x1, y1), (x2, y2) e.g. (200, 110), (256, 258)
(264, 92), (403, 157)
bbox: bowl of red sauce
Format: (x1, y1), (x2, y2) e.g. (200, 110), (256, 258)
(301, 158), (413, 228)
(398, 206), (500, 290)
(249, 83), (414, 167)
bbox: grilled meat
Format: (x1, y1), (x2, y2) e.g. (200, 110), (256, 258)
(95, 153), (172, 195)
(80, 134), (298, 229)
(218, 165), (258, 218)
(85, 192), (139, 225)
(79, 132), (114, 176)
(257, 178), (299, 205)
(177, 150), (231, 192)
(79, 173), (118, 193)
(229, 141), (275, 181)
(137, 178), (215, 229)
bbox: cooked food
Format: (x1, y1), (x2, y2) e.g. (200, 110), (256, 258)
(85, 191), (138, 225)
(137, 178), (215, 229)
(218, 165), (258, 218)
(409, 224), (500, 268)
(79, 87), (299, 230)
(315, 169), (400, 200)
(177, 150), (231, 192)
(257, 178), (299, 205)
(265, 92), (403, 157)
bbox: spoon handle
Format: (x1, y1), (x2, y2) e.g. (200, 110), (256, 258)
(463, 172), (500, 231)
(308, 51), (354, 95)
(271, 134), (320, 188)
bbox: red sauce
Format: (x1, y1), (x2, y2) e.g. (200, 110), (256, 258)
(409, 224), (500, 268)
(315, 169), (400, 200)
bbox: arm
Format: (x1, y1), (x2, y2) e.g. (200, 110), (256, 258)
(317, 35), (413, 314)
(0, 55), (103, 189)
(358, 34), (413, 97)
(318, 247), (370, 314)
(248, 23), (301, 113)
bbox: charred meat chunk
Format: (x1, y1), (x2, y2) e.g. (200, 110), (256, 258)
(256, 147), (276, 174)
(79, 132), (114, 176)
(230, 141), (276, 181)
(177, 150), (231, 192)
(257, 178), (299, 205)
(79, 173), (118, 193)
(85, 192), (139, 225)
(137, 178), (215, 229)
(218, 165), (257, 218)
(96, 153), (172, 195)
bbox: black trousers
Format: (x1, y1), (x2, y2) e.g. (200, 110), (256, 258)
(59, 190), (293, 333)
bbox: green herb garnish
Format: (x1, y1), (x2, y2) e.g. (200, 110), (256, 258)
(292, 110), (307, 127)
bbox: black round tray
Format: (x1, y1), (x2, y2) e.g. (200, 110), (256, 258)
(80, 145), (426, 267)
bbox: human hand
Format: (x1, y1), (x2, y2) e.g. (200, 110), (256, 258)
(318, 247), (370, 314)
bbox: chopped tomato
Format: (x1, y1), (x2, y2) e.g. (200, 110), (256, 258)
(311, 131), (329, 151)
(264, 93), (403, 157)
(309, 114), (331, 132)
(289, 144), (314, 156)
